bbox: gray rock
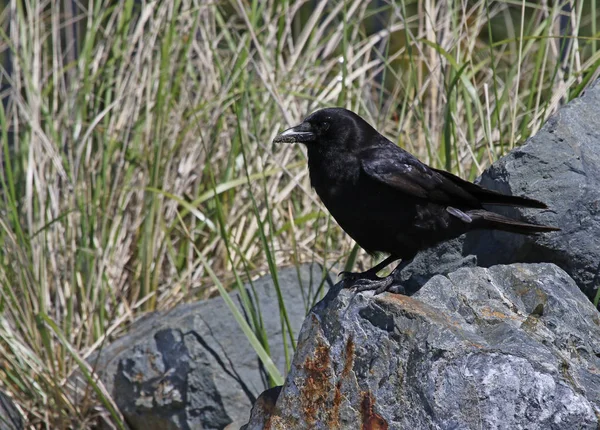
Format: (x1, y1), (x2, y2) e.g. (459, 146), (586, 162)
(393, 80), (600, 304)
(0, 391), (23, 430)
(462, 80), (600, 303)
(90, 263), (329, 430)
(395, 237), (477, 295)
(245, 263), (600, 429)
(239, 386), (281, 430)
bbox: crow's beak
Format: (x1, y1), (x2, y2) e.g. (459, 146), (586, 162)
(273, 122), (316, 144)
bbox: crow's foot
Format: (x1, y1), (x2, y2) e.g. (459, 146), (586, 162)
(339, 271), (405, 295)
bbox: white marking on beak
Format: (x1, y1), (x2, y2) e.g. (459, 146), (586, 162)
(282, 128), (311, 136)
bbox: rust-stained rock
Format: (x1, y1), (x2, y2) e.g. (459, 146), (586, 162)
(360, 391), (388, 430)
(244, 263), (600, 429)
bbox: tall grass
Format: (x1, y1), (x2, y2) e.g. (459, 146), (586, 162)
(0, 0), (598, 427)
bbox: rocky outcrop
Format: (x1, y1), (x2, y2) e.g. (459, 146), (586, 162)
(244, 263), (600, 429)
(89, 264), (328, 430)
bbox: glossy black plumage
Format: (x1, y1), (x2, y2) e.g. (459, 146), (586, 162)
(274, 107), (559, 294)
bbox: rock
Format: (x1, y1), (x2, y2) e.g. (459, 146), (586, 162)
(90, 263), (329, 430)
(239, 386), (281, 430)
(0, 391), (23, 430)
(244, 263), (600, 429)
(462, 80), (600, 303)
(395, 237), (477, 295)
(390, 80), (600, 304)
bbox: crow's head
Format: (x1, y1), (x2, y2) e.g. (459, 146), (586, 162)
(273, 108), (378, 151)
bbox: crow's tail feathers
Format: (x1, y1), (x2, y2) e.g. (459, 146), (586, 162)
(468, 209), (560, 234)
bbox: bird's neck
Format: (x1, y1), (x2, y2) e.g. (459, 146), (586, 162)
(306, 146), (359, 189)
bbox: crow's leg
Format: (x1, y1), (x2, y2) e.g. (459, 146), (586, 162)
(340, 255), (410, 294)
(339, 255), (399, 280)
(378, 257), (414, 294)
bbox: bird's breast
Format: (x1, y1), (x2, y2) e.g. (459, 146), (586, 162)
(308, 152), (360, 192)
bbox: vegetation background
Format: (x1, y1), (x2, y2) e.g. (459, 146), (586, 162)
(0, 0), (598, 428)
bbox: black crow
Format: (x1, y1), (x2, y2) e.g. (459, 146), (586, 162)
(274, 108), (559, 294)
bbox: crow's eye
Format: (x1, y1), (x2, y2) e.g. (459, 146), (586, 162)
(321, 121), (330, 132)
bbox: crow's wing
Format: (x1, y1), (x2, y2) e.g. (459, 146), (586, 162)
(431, 167), (548, 208)
(359, 145), (481, 208)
